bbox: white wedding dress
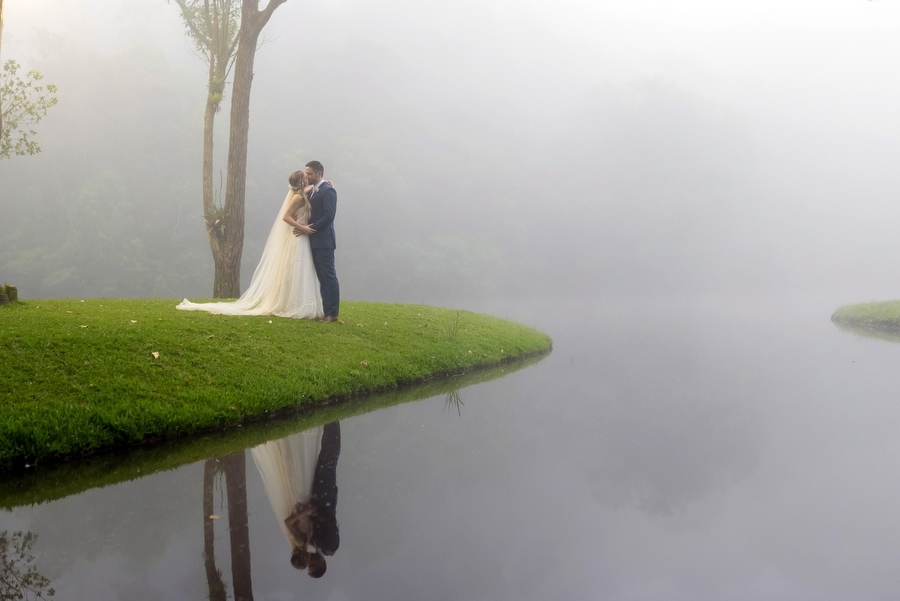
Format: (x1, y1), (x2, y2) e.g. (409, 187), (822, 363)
(176, 189), (323, 319)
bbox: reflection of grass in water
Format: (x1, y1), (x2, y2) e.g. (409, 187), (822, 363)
(831, 319), (900, 344)
(443, 390), (464, 416)
(0, 352), (548, 509)
(832, 299), (900, 343)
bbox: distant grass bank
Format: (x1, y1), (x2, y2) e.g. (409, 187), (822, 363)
(0, 299), (552, 471)
(831, 300), (900, 335)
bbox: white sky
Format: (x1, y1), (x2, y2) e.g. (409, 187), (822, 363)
(5, 0), (900, 138)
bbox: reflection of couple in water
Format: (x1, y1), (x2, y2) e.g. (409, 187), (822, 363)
(251, 422), (340, 578)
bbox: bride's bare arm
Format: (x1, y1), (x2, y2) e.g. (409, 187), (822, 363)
(282, 193), (307, 230)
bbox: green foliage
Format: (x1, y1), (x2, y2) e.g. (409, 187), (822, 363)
(0, 60), (58, 160)
(0, 299), (552, 470)
(169, 0), (240, 74)
(168, 0), (239, 116)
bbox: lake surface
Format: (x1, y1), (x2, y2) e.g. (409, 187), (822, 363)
(3, 293), (900, 600)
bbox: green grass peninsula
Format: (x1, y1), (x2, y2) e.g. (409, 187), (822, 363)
(831, 300), (900, 336)
(0, 299), (552, 471)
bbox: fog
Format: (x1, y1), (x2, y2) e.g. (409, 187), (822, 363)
(3, 0), (900, 303)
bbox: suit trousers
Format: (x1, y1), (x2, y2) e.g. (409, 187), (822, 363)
(311, 248), (340, 317)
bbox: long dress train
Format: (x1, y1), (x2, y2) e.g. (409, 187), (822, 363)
(176, 188), (323, 319)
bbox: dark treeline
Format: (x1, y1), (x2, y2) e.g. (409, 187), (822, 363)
(3, 1), (900, 303)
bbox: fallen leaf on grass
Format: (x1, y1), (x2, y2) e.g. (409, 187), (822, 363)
(151, 351), (160, 359)
(360, 360), (369, 366)
(80, 325), (88, 328)
(130, 320), (137, 324)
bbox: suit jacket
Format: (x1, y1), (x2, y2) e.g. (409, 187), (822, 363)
(310, 421), (341, 556)
(308, 182), (337, 250)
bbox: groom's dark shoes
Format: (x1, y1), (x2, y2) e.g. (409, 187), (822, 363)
(317, 315), (338, 323)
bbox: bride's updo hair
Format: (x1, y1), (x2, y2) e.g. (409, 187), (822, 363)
(289, 170), (306, 193)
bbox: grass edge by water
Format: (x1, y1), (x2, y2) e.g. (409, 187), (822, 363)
(1, 298), (553, 472)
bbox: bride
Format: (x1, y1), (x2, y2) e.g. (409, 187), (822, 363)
(177, 171), (323, 319)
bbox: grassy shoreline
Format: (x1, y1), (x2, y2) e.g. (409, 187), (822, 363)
(831, 300), (900, 335)
(1, 299), (552, 471)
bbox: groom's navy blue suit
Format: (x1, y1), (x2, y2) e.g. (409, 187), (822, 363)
(308, 182), (339, 317)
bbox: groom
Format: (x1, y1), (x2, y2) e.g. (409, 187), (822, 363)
(294, 160), (340, 322)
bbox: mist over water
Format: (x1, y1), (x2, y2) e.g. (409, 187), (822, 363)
(6, 4), (900, 598)
(3, 0), (900, 302)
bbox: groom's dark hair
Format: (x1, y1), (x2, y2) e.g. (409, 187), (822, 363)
(306, 160), (325, 175)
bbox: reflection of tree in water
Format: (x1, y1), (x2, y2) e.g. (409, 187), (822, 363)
(443, 390), (464, 416)
(0, 531), (55, 600)
(202, 453), (253, 601)
(203, 460), (226, 601)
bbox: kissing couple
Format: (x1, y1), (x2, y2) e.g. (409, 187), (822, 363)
(177, 160), (340, 321)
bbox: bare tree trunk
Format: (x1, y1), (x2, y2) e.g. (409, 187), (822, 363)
(202, 66), (223, 282)
(204, 68), (234, 298)
(215, 0), (287, 298)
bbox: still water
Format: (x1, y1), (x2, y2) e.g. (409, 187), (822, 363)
(2, 293), (899, 600)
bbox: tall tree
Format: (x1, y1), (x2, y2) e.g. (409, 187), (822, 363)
(172, 0), (289, 297)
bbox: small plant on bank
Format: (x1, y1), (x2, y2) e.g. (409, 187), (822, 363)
(448, 310), (462, 341)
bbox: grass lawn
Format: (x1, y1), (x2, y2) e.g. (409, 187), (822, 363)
(0, 299), (552, 471)
(831, 300), (900, 335)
